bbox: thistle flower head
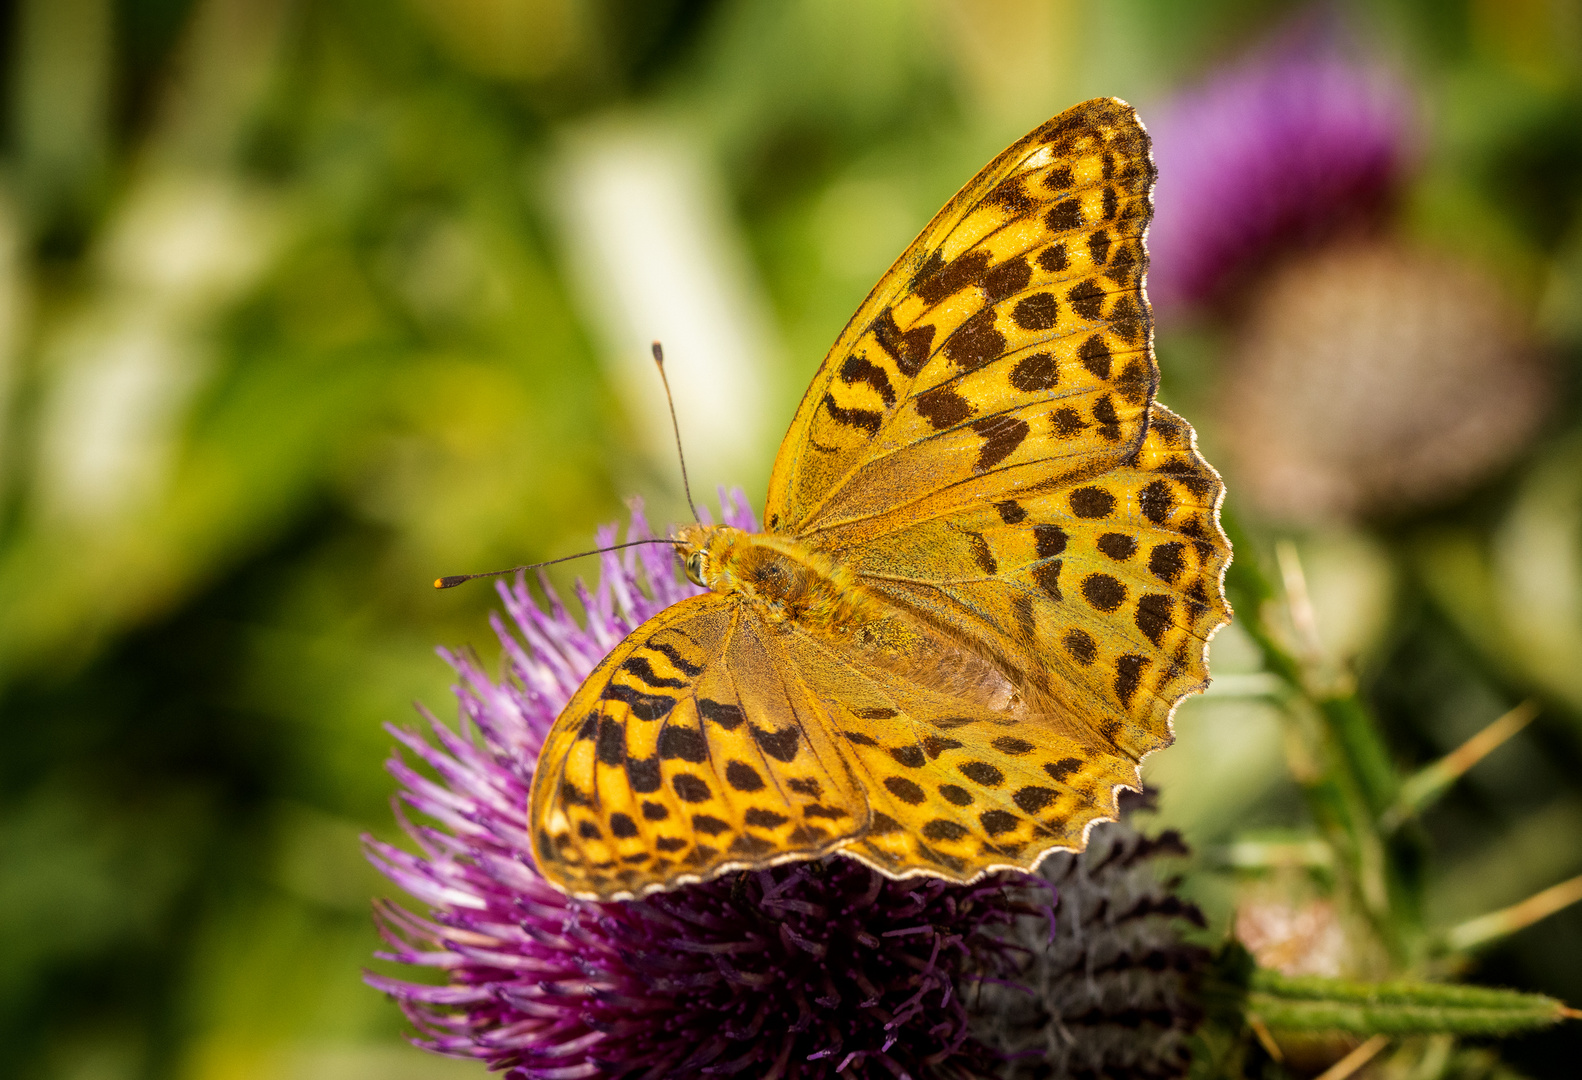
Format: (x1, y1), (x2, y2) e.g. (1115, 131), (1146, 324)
(366, 493), (1210, 1078)
(971, 794), (1210, 1079)
(1147, 28), (1415, 314)
(1215, 240), (1550, 522)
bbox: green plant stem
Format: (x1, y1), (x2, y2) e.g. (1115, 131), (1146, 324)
(1247, 968), (1577, 1036)
(1220, 511), (1423, 964)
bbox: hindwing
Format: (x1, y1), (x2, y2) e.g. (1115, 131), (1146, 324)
(528, 596), (867, 900)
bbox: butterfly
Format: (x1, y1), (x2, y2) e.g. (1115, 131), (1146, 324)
(529, 97), (1231, 901)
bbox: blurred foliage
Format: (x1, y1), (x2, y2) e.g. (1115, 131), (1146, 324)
(0, 1), (1578, 1078)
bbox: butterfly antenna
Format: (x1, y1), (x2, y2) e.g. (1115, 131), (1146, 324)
(434, 538), (682, 589)
(651, 341), (703, 522)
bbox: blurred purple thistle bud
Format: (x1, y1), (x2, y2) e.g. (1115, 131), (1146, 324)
(1147, 27), (1416, 315)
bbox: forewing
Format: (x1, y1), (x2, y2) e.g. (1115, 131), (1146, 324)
(529, 595), (867, 900)
(764, 97), (1156, 537)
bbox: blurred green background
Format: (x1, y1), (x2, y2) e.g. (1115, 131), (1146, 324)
(0, 1), (1578, 1077)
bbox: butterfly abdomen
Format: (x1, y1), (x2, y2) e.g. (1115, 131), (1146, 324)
(684, 525), (1026, 720)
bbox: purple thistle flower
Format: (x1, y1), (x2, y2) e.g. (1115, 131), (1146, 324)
(364, 490), (1037, 1079)
(1146, 27), (1416, 314)
(972, 798), (1210, 1079)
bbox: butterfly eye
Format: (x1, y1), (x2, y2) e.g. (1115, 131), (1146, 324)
(685, 551), (708, 587)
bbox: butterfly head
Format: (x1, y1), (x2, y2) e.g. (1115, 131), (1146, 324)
(673, 522), (745, 590)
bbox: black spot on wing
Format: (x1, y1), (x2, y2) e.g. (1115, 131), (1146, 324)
(1012, 594), (1037, 640)
(1011, 293), (1059, 331)
(1037, 243), (1069, 273)
(627, 755), (661, 794)
(981, 809), (1020, 836)
(725, 760), (765, 792)
(1139, 480), (1176, 525)
(613, 657), (683, 692)
(883, 776), (926, 804)
(745, 807), (787, 829)
(1070, 486), (1116, 518)
(1116, 358), (1152, 405)
(1136, 594), (1175, 645)
(1013, 787), (1058, 813)
(1106, 243), (1138, 285)
(698, 699), (745, 730)
(960, 761), (1004, 786)
(839, 352), (897, 406)
(1034, 524), (1067, 558)
(1063, 629), (1096, 664)
(1044, 757), (1083, 782)
(1067, 279), (1104, 320)
(646, 640), (702, 677)
(943, 309), (1006, 371)
(657, 725), (707, 763)
(966, 531), (996, 575)
(1051, 406), (1088, 438)
(751, 725), (801, 763)
(1082, 573), (1127, 613)
(602, 683), (676, 722)
(872, 308), (935, 377)
(970, 415), (1030, 472)
(982, 256), (1033, 303)
(822, 392), (882, 434)
(1046, 199), (1081, 232)
(1097, 532), (1137, 560)
(1033, 560), (1063, 601)
(672, 774), (712, 803)
(939, 784), (973, 806)
(1149, 542), (1186, 583)
(1091, 395), (1122, 441)
(1115, 654), (1148, 706)
(1109, 294), (1145, 343)
(867, 812), (902, 834)
(730, 834), (775, 856)
(1078, 334), (1111, 379)
(923, 819), (969, 842)
(1009, 352), (1057, 391)
(915, 384), (975, 430)
(596, 717), (627, 766)
(692, 814), (729, 835)
(985, 175), (1036, 215)
(1087, 230), (1111, 266)
(916, 250), (990, 305)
